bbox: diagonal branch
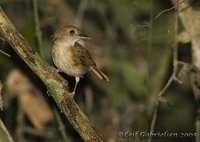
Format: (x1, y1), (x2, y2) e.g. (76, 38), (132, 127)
(33, 0), (43, 54)
(148, 1), (179, 142)
(0, 119), (14, 142)
(0, 7), (104, 142)
(170, 0), (200, 141)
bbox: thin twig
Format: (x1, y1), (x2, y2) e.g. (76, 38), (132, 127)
(0, 36), (10, 57)
(147, 0), (153, 99)
(54, 109), (72, 142)
(33, 0), (43, 54)
(158, 76), (175, 97)
(0, 50), (10, 57)
(148, 76), (174, 142)
(85, 86), (93, 117)
(146, 0), (153, 132)
(148, 1), (179, 142)
(0, 36), (5, 42)
(23, 127), (54, 138)
(0, 119), (14, 142)
(170, 0), (200, 141)
(152, 0), (185, 21)
(196, 119), (200, 142)
(16, 102), (25, 142)
(173, 0), (179, 74)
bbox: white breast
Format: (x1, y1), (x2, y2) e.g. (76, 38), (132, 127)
(52, 44), (88, 77)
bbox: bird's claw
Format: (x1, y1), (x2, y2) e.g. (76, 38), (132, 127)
(62, 92), (75, 101)
(68, 92), (75, 98)
(60, 92), (75, 113)
(52, 67), (60, 73)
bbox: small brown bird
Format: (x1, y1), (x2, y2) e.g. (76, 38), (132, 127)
(52, 25), (109, 97)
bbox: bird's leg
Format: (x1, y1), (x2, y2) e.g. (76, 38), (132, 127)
(69, 77), (80, 97)
(72, 77), (80, 94)
(61, 77), (80, 101)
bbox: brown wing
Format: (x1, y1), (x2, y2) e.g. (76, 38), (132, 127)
(73, 43), (96, 67)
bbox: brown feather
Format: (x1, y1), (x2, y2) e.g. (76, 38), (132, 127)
(73, 43), (96, 67)
(91, 67), (109, 81)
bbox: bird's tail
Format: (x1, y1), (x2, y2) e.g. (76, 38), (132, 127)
(91, 67), (109, 81)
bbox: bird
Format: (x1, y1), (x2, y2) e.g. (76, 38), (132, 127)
(52, 25), (109, 97)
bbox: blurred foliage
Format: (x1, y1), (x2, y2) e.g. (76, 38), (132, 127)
(0, 0), (197, 142)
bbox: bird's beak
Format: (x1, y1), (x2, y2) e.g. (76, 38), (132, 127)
(79, 33), (91, 39)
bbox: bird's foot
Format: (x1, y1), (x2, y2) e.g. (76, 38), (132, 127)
(52, 67), (60, 73)
(68, 92), (75, 98)
(62, 92), (75, 101)
(60, 92), (75, 113)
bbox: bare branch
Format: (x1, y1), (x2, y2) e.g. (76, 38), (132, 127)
(33, 0), (43, 54)
(170, 0), (200, 141)
(54, 109), (72, 142)
(0, 50), (10, 57)
(152, 0), (185, 21)
(148, 1), (180, 142)
(0, 119), (14, 142)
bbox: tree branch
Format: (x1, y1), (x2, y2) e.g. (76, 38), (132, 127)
(0, 7), (104, 142)
(148, 1), (179, 142)
(0, 119), (14, 142)
(54, 109), (72, 142)
(33, 0), (43, 54)
(170, 0), (200, 141)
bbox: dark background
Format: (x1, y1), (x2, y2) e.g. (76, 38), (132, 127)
(0, 0), (197, 142)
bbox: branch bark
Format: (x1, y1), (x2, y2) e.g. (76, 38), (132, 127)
(0, 7), (104, 142)
(171, 1), (200, 141)
(0, 119), (14, 142)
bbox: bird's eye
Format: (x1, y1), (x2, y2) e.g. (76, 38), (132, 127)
(69, 30), (75, 35)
